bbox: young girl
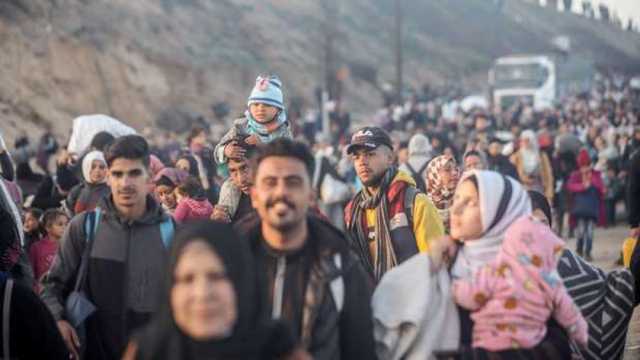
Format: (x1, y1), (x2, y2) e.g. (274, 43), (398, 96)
(66, 150), (110, 215)
(567, 149), (604, 261)
(452, 215), (588, 352)
(23, 207), (43, 251)
(29, 209), (69, 292)
(173, 177), (214, 223)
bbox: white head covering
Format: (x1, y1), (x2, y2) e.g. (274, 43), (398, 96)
(406, 133), (432, 172)
(519, 129), (541, 174)
(451, 170), (532, 280)
(82, 151), (107, 184)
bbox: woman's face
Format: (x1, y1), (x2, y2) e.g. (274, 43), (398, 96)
(155, 185), (177, 209)
(176, 159), (191, 173)
(449, 179), (483, 241)
(438, 162), (459, 190)
(90, 160), (107, 183)
(171, 240), (237, 340)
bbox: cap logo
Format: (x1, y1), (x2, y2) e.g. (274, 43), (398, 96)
(353, 129), (374, 142)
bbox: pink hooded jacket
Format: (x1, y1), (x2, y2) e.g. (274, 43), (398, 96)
(452, 216), (588, 351)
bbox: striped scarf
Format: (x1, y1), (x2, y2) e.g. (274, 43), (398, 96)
(348, 168), (397, 282)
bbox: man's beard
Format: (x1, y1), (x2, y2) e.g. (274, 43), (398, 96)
(362, 169), (387, 188)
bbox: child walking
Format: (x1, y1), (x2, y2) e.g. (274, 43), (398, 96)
(567, 149), (604, 261)
(173, 177), (214, 223)
(452, 216), (588, 352)
(29, 209), (69, 293)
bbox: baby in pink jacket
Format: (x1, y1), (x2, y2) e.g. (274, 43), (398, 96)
(452, 216), (588, 351)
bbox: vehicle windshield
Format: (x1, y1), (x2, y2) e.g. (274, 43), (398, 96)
(494, 62), (549, 89)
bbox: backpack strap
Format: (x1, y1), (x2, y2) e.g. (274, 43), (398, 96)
(83, 208), (102, 242)
(159, 218), (175, 249)
(329, 253), (344, 313)
(3, 278), (13, 360)
(404, 186), (419, 229)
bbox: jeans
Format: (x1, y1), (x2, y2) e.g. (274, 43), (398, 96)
(576, 217), (595, 256)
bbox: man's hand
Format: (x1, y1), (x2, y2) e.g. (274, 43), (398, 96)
(244, 134), (260, 146)
(223, 141), (246, 160)
(57, 320), (80, 359)
(211, 205), (231, 223)
(428, 235), (458, 272)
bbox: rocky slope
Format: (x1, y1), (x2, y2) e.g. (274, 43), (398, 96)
(0, 0), (639, 143)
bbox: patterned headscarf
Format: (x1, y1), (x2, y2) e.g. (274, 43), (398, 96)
(426, 155), (460, 209)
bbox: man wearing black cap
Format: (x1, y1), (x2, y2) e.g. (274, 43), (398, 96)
(344, 127), (444, 282)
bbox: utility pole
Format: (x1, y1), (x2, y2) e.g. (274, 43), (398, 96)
(394, 0), (403, 104)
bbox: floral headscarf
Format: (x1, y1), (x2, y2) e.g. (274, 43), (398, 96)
(426, 155), (460, 231)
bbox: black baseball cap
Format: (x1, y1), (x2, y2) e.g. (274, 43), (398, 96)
(346, 126), (393, 155)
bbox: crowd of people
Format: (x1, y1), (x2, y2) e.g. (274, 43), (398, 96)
(0, 70), (639, 360)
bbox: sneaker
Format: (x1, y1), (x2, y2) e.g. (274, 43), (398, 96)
(576, 249), (583, 257)
(585, 254), (593, 262)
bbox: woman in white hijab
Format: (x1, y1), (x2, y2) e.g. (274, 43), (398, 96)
(372, 170), (572, 359)
(511, 130), (554, 202)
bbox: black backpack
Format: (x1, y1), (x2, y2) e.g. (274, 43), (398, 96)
(405, 161), (429, 193)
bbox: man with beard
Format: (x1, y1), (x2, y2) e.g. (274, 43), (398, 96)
(238, 138), (375, 359)
(42, 135), (175, 360)
(344, 127), (444, 282)
(212, 144), (258, 225)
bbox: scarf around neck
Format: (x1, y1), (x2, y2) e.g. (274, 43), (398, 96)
(245, 110), (289, 143)
(348, 167), (399, 282)
(451, 170), (531, 280)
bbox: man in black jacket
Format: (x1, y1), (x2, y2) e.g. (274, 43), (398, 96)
(237, 138), (375, 360)
(42, 135), (174, 360)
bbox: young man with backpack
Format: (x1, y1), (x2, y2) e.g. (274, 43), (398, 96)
(345, 127), (444, 282)
(42, 135), (174, 360)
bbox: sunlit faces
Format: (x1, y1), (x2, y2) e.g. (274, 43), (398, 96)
(228, 157), (255, 194)
(463, 154), (485, 171)
(23, 212), (40, 233)
(46, 215), (69, 239)
(351, 146), (394, 187)
(108, 158), (151, 211)
(449, 179), (483, 241)
(171, 240), (237, 340)
(155, 184), (177, 209)
(175, 158), (191, 173)
(250, 156), (313, 232)
(249, 103), (279, 123)
(89, 160), (107, 183)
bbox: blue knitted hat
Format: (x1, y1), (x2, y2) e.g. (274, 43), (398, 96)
(247, 75), (284, 110)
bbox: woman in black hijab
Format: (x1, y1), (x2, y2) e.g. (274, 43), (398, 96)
(124, 221), (305, 360)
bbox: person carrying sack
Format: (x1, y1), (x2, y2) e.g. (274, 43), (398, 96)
(41, 136), (175, 360)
